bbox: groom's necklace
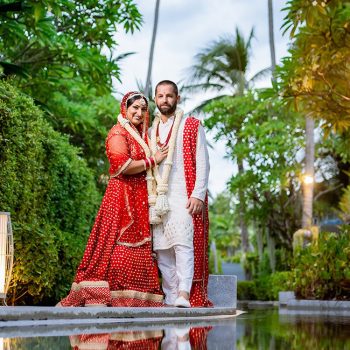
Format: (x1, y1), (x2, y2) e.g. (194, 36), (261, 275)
(156, 117), (174, 149)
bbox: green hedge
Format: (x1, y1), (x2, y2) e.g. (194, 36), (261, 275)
(237, 281), (257, 300)
(238, 271), (293, 301)
(293, 229), (350, 300)
(238, 229), (350, 301)
(0, 80), (101, 305)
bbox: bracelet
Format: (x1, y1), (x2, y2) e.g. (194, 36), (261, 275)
(150, 157), (156, 167)
(142, 159), (147, 170)
(144, 157), (150, 169)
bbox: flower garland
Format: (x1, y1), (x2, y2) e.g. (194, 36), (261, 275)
(117, 114), (159, 224)
(117, 108), (184, 225)
(150, 108), (184, 220)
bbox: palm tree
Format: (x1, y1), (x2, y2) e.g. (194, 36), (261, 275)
(144, 0), (160, 98)
(268, 0), (276, 71)
(268, 0), (314, 230)
(266, 0), (277, 271)
(184, 27), (270, 110)
(185, 27), (270, 255)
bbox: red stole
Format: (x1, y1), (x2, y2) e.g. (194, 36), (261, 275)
(183, 117), (212, 307)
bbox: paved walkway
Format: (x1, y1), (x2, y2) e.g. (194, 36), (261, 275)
(0, 305), (237, 323)
(0, 306), (244, 338)
(0, 275), (239, 334)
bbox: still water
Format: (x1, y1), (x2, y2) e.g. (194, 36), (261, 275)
(2, 309), (350, 349)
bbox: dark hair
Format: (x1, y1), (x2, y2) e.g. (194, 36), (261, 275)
(155, 80), (179, 96)
(126, 94), (148, 108)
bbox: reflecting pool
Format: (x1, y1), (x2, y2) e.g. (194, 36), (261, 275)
(1, 309), (350, 349)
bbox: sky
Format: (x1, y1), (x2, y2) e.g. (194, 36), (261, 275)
(113, 0), (290, 196)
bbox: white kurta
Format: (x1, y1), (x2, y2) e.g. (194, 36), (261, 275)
(152, 115), (210, 251)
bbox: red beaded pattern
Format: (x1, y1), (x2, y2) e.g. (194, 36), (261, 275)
(183, 117), (212, 307)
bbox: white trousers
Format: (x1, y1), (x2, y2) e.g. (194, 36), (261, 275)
(156, 245), (194, 305)
(161, 328), (191, 350)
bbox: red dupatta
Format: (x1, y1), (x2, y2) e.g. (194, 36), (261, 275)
(183, 117), (212, 307)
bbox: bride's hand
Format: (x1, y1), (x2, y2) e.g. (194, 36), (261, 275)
(154, 145), (169, 164)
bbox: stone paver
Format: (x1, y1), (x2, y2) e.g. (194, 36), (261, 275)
(285, 300), (350, 311)
(278, 291), (295, 306)
(0, 275), (239, 329)
(0, 313), (240, 338)
(0, 305), (237, 322)
(208, 275), (237, 308)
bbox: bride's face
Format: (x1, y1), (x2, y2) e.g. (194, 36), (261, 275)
(126, 98), (147, 126)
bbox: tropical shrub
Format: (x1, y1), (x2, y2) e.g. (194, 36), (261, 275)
(237, 271), (293, 301)
(293, 229), (350, 300)
(0, 80), (100, 304)
(242, 248), (293, 280)
(237, 281), (257, 300)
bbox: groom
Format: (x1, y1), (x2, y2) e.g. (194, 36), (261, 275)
(151, 80), (212, 307)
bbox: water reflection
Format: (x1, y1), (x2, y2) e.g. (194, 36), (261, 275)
(3, 325), (229, 349)
(236, 310), (350, 350)
(69, 327), (214, 350)
(3, 310), (350, 349)
(69, 330), (163, 349)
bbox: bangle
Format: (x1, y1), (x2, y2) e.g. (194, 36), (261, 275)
(142, 159), (147, 170)
(144, 158), (150, 169)
(150, 157), (156, 167)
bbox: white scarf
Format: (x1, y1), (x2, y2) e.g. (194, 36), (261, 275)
(149, 108), (183, 223)
(118, 108), (184, 225)
(117, 114), (159, 223)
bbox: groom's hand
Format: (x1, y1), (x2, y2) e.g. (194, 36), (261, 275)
(186, 197), (204, 215)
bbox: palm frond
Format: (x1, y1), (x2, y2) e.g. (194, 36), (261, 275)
(182, 82), (226, 94)
(185, 26), (254, 93)
(114, 52), (136, 62)
(249, 66), (272, 83)
(188, 94), (231, 115)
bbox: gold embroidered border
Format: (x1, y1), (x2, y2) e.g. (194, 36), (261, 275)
(111, 290), (163, 303)
(80, 281), (109, 288)
(85, 304), (108, 307)
(116, 184), (134, 242)
(110, 330), (163, 341)
(110, 158), (132, 178)
(71, 282), (82, 291)
(75, 343), (108, 350)
(116, 236), (151, 247)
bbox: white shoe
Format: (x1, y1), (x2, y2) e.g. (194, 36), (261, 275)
(174, 296), (191, 308)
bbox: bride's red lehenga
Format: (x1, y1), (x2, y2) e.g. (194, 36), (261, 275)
(59, 93), (163, 307)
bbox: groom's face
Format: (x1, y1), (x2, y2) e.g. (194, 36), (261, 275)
(155, 84), (180, 116)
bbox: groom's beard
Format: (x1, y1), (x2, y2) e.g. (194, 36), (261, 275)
(157, 102), (177, 116)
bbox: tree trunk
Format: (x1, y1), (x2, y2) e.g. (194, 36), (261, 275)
(302, 115), (315, 228)
(267, 232), (276, 273)
(238, 159), (249, 253)
(236, 76), (249, 257)
(256, 225), (264, 262)
(268, 0), (276, 71)
(144, 0), (160, 98)
(210, 240), (219, 274)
